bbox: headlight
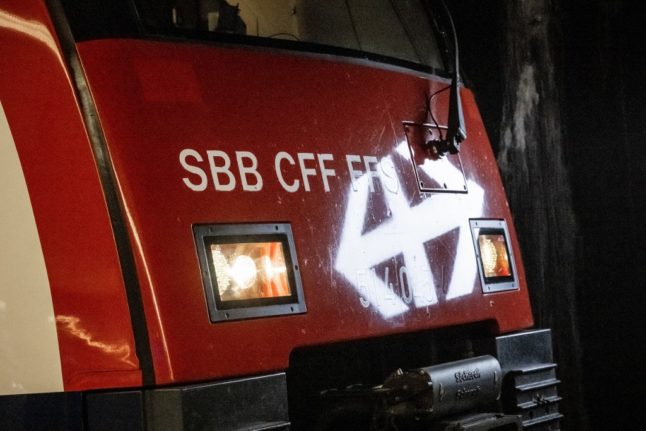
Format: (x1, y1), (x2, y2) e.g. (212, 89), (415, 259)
(194, 223), (306, 322)
(209, 241), (290, 301)
(477, 233), (512, 278)
(470, 219), (517, 293)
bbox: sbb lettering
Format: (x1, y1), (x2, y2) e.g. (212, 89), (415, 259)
(179, 148), (263, 192)
(207, 150), (236, 191)
(179, 149), (208, 191)
(179, 149), (392, 194)
(236, 151), (263, 192)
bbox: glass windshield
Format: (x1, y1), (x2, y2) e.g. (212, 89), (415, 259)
(61, 0), (445, 71)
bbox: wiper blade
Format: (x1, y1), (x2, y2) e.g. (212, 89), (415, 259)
(428, 0), (466, 156)
(443, 0), (467, 154)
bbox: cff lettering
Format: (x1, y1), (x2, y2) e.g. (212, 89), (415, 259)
(179, 149), (398, 194)
(274, 151), (336, 193)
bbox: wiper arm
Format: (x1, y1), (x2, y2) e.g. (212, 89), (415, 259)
(443, 0), (466, 154)
(428, 0), (466, 156)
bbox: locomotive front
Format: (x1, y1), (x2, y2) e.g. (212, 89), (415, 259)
(0, 0), (561, 429)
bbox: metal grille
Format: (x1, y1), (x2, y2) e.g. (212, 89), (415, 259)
(504, 363), (562, 430)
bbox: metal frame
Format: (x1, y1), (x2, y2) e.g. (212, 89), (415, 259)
(403, 122), (469, 194)
(469, 219), (518, 293)
(194, 223), (306, 322)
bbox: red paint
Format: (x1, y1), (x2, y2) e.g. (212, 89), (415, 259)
(2, 0), (533, 392)
(77, 39), (532, 385)
(0, 0), (140, 390)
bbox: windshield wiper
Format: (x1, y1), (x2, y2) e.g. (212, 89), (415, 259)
(428, 0), (466, 156)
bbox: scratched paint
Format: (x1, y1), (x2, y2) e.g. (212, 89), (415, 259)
(335, 142), (484, 318)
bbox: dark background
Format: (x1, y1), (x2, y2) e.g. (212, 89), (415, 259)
(449, 0), (645, 429)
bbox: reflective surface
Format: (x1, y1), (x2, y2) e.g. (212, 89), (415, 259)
(60, 0), (444, 70)
(77, 37), (532, 384)
(1, 0), (141, 391)
(0, 102), (63, 395)
(1, 0), (533, 391)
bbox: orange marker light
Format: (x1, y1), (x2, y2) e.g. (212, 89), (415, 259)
(478, 234), (512, 278)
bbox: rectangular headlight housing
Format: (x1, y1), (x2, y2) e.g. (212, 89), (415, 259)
(194, 223), (306, 322)
(470, 219), (518, 293)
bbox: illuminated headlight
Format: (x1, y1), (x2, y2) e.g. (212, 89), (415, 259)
(209, 242), (290, 301)
(194, 223), (306, 322)
(478, 234), (512, 278)
(470, 219), (517, 293)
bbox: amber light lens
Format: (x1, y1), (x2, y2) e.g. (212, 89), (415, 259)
(209, 241), (291, 302)
(478, 233), (512, 279)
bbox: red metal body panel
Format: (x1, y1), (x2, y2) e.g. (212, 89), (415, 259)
(76, 39), (533, 386)
(0, 1), (141, 390)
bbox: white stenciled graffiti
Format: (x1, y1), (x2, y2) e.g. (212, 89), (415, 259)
(335, 143), (484, 318)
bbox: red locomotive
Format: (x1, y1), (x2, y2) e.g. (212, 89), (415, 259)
(0, 1), (561, 429)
